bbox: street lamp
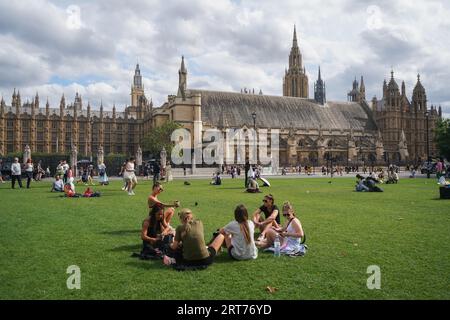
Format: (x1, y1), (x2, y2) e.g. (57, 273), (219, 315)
(425, 110), (430, 179)
(89, 118), (95, 162)
(251, 111), (257, 164)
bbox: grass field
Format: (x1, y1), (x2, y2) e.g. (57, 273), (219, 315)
(0, 176), (449, 300)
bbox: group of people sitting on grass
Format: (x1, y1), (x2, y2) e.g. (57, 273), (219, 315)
(138, 182), (306, 269)
(355, 174), (384, 192)
(50, 174), (101, 197)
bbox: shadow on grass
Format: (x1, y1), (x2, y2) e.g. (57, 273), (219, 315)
(110, 243), (141, 252)
(102, 229), (140, 236)
(126, 260), (166, 271)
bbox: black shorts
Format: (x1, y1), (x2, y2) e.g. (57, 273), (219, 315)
(227, 246), (239, 261)
(183, 247), (216, 266)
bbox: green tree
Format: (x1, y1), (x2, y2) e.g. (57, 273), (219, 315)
(142, 121), (183, 157)
(434, 118), (450, 160)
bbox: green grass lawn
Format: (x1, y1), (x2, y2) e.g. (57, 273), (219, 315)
(0, 177), (449, 300)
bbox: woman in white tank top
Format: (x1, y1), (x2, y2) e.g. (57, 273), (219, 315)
(279, 202), (305, 254)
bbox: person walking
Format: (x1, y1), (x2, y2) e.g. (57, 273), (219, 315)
(11, 157), (23, 189)
(25, 158), (34, 188)
(0, 159), (5, 184)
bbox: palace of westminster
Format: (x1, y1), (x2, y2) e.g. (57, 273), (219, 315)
(0, 27), (442, 166)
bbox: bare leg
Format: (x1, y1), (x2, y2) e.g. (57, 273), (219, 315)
(263, 228), (278, 248)
(163, 207), (174, 228)
(209, 233), (225, 253)
(260, 221), (276, 239)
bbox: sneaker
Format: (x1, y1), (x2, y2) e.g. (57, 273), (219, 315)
(121, 186), (126, 191)
(128, 192), (133, 196)
(131, 191), (135, 195)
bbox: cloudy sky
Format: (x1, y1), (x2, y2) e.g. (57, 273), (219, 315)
(0, 0), (449, 117)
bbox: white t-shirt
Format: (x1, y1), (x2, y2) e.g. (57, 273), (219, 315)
(123, 162), (135, 179)
(11, 163), (21, 175)
(223, 220), (258, 260)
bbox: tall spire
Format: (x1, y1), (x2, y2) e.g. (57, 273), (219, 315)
(314, 66), (326, 105)
(292, 24), (298, 48)
(359, 76), (366, 101)
(178, 55), (187, 100)
(180, 55), (187, 73)
(133, 63), (142, 89)
(283, 25), (308, 98)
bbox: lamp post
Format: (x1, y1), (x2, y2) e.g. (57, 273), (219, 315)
(89, 118), (94, 162)
(251, 111), (257, 164)
(425, 110), (430, 179)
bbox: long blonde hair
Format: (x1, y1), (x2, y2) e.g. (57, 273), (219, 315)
(178, 208), (193, 238)
(234, 204), (251, 244)
(282, 201), (296, 217)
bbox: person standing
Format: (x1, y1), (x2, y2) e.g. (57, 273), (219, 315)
(25, 159), (34, 188)
(11, 157), (23, 189)
(436, 158), (444, 179)
(153, 161), (161, 184)
(62, 160), (69, 184)
(98, 162), (109, 186)
(67, 166), (75, 191)
(0, 159), (5, 184)
(244, 160), (250, 188)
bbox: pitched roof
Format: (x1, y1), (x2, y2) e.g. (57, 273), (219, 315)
(189, 89), (377, 131)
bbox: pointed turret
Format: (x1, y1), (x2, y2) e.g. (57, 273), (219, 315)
(292, 24), (298, 48)
(0, 96), (5, 114)
(16, 90), (21, 108)
(438, 105), (442, 118)
(178, 56), (187, 100)
(112, 103), (116, 119)
(45, 97), (50, 116)
(359, 76), (366, 101)
(60, 94), (66, 108)
(133, 63), (143, 89)
(34, 92), (39, 109)
(412, 73), (427, 113)
(87, 101), (91, 118)
(100, 100), (104, 119)
(314, 66), (326, 105)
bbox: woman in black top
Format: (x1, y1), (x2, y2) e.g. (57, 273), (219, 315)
(252, 194), (280, 241)
(141, 206), (175, 256)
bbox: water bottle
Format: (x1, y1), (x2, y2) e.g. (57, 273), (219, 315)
(274, 234), (281, 257)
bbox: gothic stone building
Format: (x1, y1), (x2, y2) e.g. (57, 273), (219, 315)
(0, 64), (153, 157)
(153, 27), (442, 167)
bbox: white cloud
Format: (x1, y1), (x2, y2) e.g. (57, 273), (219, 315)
(0, 0), (448, 118)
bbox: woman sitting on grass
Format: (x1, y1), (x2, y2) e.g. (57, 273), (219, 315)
(141, 206), (175, 257)
(163, 208), (224, 267)
(257, 202), (305, 255)
(252, 194), (280, 241)
(219, 204), (257, 260)
(148, 182), (179, 230)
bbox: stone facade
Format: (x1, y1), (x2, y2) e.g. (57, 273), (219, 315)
(0, 65), (153, 156)
(153, 27), (442, 167)
(371, 71), (441, 163)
